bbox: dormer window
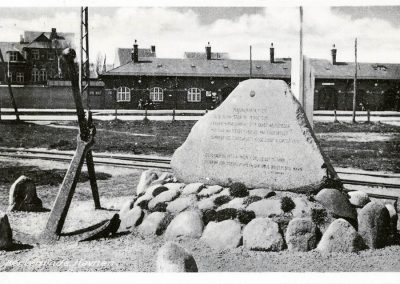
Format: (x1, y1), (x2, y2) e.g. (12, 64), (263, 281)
(9, 52), (18, 62)
(191, 64), (196, 68)
(223, 64), (228, 68)
(157, 63), (163, 68)
(374, 65), (387, 71)
(256, 65), (261, 69)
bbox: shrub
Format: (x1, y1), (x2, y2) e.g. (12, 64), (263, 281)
(216, 208), (238, 222)
(214, 195), (232, 207)
(229, 182), (249, 198)
(237, 210), (256, 224)
(311, 208), (327, 226)
(152, 186), (169, 197)
(243, 195), (262, 206)
(156, 213), (174, 236)
(137, 200), (149, 210)
(150, 202), (168, 213)
(280, 196), (296, 213)
(202, 209), (217, 225)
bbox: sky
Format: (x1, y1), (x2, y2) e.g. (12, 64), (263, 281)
(0, 6), (400, 64)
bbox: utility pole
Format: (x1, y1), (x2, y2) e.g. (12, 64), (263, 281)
(0, 50), (20, 122)
(249, 45), (252, 78)
(352, 38), (357, 123)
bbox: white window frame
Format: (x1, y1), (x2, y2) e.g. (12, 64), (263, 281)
(116, 86), (131, 102)
(39, 69), (47, 82)
(150, 87), (164, 102)
(32, 49), (40, 60)
(9, 52), (18, 62)
(16, 72), (24, 83)
(32, 68), (40, 82)
(187, 87), (201, 102)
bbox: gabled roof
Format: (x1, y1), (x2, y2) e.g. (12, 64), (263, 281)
(114, 47), (156, 67)
(184, 52), (230, 60)
(0, 42), (24, 54)
(24, 30), (74, 43)
(103, 57), (291, 78)
(24, 32), (71, 49)
(311, 58), (400, 80)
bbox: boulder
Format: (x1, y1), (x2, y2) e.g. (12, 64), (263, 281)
(119, 198), (135, 217)
(385, 204), (398, 233)
(0, 214), (13, 250)
(348, 191), (370, 208)
(292, 197), (313, 218)
(136, 170), (158, 195)
(133, 194), (153, 209)
(242, 218), (284, 251)
(218, 197), (245, 210)
(151, 172), (176, 186)
(138, 212), (167, 235)
(148, 189), (180, 210)
(201, 220), (242, 250)
(285, 218), (317, 252)
(317, 218), (365, 254)
(246, 199), (283, 217)
(249, 188), (275, 198)
(8, 175), (43, 212)
(165, 211), (204, 240)
(198, 185), (223, 197)
(119, 207), (144, 232)
(167, 195), (197, 214)
(156, 242), (198, 272)
(197, 197), (216, 211)
(145, 184), (169, 197)
(181, 183), (205, 196)
(358, 202), (391, 249)
(315, 188), (357, 221)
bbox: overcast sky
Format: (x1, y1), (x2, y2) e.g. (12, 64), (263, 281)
(0, 6), (399, 64)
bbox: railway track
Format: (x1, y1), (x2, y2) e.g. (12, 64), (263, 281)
(0, 147), (399, 202)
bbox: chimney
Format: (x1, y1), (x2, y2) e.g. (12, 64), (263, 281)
(132, 39), (139, 63)
(151, 45), (156, 54)
(331, 44), (337, 65)
(20, 35), (24, 44)
(50, 28), (57, 39)
(270, 42), (275, 63)
(205, 42), (211, 60)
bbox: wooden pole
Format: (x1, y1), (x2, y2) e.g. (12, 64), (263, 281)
(249, 45), (252, 78)
(352, 38), (358, 123)
(0, 50), (20, 122)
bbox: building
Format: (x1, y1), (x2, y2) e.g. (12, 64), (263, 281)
(312, 45), (400, 111)
(101, 41), (291, 110)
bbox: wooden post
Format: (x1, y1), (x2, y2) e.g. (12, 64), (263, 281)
(172, 108), (175, 122)
(249, 45), (252, 78)
(334, 109), (338, 123)
(367, 109), (370, 123)
(352, 38), (358, 123)
(0, 50), (20, 122)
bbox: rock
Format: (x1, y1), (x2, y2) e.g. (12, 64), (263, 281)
(201, 220), (242, 250)
(249, 188), (275, 198)
(246, 199), (283, 217)
(181, 183), (205, 195)
(164, 183), (186, 192)
(171, 79), (336, 192)
(119, 198), (135, 217)
(317, 218), (365, 254)
(348, 191), (370, 208)
(358, 202), (391, 249)
(148, 189), (180, 210)
(385, 204), (398, 232)
(119, 207), (144, 232)
(219, 197), (245, 210)
(151, 172), (176, 185)
(145, 184), (169, 197)
(197, 197), (216, 211)
(285, 218), (317, 252)
(165, 211), (204, 240)
(243, 218), (284, 251)
(156, 242), (198, 272)
(167, 195), (198, 213)
(134, 194), (153, 208)
(136, 170), (158, 195)
(8, 175), (43, 212)
(0, 214), (13, 250)
(198, 185), (223, 197)
(292, 197), (313, 218)
(138, 212), (167, 235)
(315, 188), (357, 221)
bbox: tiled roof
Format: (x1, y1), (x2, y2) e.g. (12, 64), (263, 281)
(184, 52), (230, 60)
(114, 47), (156, 67)
(24, 31), (74, 43)
(311, 58), (400, 80)
(103, 57), (291, 78)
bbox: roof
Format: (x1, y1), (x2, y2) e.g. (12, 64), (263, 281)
(24, 30), (74, 43)
(184, 52), (230, 60)
(0, 42), (24, 54)
(311, 58), (400, 80)
(103, 57), (291, 78)
(114, 47), (156, 67)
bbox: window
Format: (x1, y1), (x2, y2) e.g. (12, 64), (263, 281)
(16, 72), (24, 83)
(48, 51), (55, 60)
(39, 69), (47, 82)
(32, 68), (40, 82)
(150, 87), (164, 102)
(9, 52), (18, 62)
(187, 88), (201, 102)
(116, 87), (131, 102)
(32, 50), (40, 60)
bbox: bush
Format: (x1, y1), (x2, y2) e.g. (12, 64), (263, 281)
(311, 208), (327, 226)
(156, 213), (174, 236)
(243, 196), (262, 206)
(202, 209), (217, 225)
(214, 195), (232, 207)
(229, 182), (249, 198)
(237, 210), (256, 224)
(137, 200), (149, 210)
(150, 202), (167, 213)
(280, 196), (296, 213)
(216, 208), (238, 222)
(152, 186), (169, 197)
